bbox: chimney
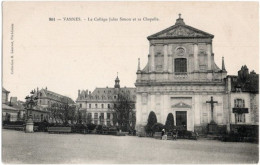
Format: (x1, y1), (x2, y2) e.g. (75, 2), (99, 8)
(11, 97), (17, 104)
(78, 90), (80, 97)
(46, 86), (48, 90)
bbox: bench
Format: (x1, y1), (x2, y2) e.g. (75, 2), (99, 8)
(47, 127), (72, 134)
(3, 125), (25, 131)
(153, 132), (162, 139)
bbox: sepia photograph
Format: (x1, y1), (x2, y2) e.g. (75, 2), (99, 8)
(1, 1), (259, 164)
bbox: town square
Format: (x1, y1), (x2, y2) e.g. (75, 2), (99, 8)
(2, 129), (258, 164)
(2, 2), (259, 164)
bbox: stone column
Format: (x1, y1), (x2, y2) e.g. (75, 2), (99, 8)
(104, 112), (107, 126)
(193, 43), (198, 71)
(98, 112), (100, 125)
(207, 44), (212, 70)
(150, 45), (155, 72)
(163, 44), (168, 72)
(168, 44), (173, 72)
(92, 112), (94, 124)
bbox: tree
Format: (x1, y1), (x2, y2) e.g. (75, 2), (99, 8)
(86, 113), (92, 124)
(48, 102), (76, 125)
(165, 113), (174, 132)
(48, 103), (61, 124)
(145, 111), (157, 135)
(113, 90), (135, 131)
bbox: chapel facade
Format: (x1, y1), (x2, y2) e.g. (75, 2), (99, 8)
(135, 15), (228, 134)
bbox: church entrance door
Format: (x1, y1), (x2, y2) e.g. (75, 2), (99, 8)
(176, 111), (187, 130)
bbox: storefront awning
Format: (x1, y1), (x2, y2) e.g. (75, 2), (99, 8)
(232, 108), (248, 113)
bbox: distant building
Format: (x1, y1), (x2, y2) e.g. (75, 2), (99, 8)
(76, 76), (136, 126)
(2, 88), (24, 122)
(35, 87), (74, 108)
(27, 87), (75, 122)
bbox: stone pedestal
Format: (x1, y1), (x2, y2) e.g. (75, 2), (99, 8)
(208, 121), (218, 134)
(25, 117), (34, 133)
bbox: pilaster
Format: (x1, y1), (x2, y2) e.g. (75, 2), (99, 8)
(207, 44), (212, 70)
(150, 45), (155, 72)
(193, 43), (198, 71)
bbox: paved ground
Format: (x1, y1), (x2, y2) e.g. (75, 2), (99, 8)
(2, 129), (259, 164)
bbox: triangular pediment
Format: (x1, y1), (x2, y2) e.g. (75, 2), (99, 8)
(172, 101), (191, 108)
(148, 25), (214, 40)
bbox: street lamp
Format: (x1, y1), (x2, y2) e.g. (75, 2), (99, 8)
(24, 89), (39, 133)
(25, 90), (38, 120)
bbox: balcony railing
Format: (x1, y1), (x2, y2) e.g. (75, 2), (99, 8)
(174, 72), (188, 79)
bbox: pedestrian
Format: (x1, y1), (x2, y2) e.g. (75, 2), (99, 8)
(161, 128), (165, 139)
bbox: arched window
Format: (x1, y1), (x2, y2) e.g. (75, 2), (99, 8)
(174, 58), (187, 73)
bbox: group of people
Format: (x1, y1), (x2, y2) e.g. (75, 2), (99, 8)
(161, 128), (178, 140)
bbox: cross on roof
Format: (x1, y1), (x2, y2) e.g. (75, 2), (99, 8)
(179, 13), (181, 18)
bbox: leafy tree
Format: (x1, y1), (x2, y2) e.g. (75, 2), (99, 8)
(113, 90), (135, 131)
(145, 111), (157, 135)
(48, 103), (61, 124)
(48, 102), (76, 125)
(236, 65), (259, 93)
(165, 113), (175, 132)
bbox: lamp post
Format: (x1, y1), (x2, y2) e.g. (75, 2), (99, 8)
(24, 89), (38, 133)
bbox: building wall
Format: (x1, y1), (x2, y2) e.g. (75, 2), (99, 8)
(136, 84), (226, 132)
(230, 92), (259, 125)
(2, 91), (9, 104)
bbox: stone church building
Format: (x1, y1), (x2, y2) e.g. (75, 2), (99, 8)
(135, 15), (255, 134)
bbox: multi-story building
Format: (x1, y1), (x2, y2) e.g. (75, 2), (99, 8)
(2, 88), (25, 122)
(135, 15), (258, 135)
(27, 87), (75, 122)
(76, 76), (136, 126)
(226, 66), (258, 127)
(136, 15), (228, 134)
(34, 87), (74, 108)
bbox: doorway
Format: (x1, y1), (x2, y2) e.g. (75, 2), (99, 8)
(176, 111), (187, 130)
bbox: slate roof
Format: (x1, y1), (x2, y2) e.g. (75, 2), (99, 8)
(2, 104), (18, 111)
(39, 88), (75, 104)
(10, 100), (26, 110)
(77, 87), (136, 102)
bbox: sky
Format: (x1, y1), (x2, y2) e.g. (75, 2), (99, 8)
(2, 2), (259, 101)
